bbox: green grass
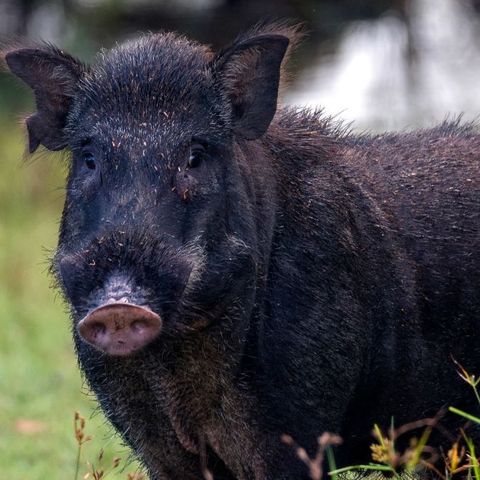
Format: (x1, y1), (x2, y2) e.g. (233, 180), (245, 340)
(0, 121), (142, 479)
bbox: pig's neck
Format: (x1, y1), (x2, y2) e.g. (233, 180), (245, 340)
(142, 311), (261, 456)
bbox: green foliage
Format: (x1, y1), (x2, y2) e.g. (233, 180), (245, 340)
(0, 122), (142, 479)
(448, 362), (480, 480)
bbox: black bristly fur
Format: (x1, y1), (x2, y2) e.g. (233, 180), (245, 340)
(3, 22), (480, 480)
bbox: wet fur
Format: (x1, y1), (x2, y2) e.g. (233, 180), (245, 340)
(3, 23), (480, 480)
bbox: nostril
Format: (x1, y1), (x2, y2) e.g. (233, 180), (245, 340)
(130, 320), (147, 333)
(77, 303), (162, 356)
(90, 322), (106, 337)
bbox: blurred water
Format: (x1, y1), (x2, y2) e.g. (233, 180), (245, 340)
(2, 0), (480, 132)
(286, 0), (480, 131)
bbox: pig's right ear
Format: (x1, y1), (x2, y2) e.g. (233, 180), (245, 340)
(4, 46), (84, 153)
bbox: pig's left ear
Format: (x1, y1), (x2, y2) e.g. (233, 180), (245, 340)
(4, 46), (84, 153)
(212, 34), (289, 140)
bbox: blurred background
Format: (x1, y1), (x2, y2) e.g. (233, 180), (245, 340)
(1, 0), (480, 479)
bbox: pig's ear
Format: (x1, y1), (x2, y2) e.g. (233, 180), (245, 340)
(212, 34), (289, 140)
(4, 46), (84, 153)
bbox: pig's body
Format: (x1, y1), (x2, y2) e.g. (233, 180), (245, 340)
(4, 24), (480, 479)
(77, 114), (480, 479)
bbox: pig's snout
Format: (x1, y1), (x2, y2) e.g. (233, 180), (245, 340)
(78, 303), (162, 356)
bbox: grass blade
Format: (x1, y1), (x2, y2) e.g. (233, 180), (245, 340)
(449, 407), (480, 424)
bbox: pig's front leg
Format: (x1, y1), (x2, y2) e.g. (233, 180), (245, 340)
(78, 350), (204, 479)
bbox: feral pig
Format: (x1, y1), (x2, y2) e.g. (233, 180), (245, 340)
(4, 22), (480, 480)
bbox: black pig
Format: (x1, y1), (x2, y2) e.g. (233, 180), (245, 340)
(4, 23), (480, 479)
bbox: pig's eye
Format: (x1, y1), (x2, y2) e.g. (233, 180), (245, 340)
(83, 152), (97, 170)
(188, 144), (206, 169)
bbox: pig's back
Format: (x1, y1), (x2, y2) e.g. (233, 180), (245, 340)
(342, 123), (480, 268)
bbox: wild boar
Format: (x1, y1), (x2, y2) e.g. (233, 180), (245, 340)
(4, 22), (480, 480)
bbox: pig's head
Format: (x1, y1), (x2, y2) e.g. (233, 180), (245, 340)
(4, 25), (294, 357)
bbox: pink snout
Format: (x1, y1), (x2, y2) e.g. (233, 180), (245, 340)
(77, 303), (162, 356)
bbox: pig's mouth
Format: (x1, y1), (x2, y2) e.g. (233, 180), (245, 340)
(77, 302), (162, 356)
(55, 230), (257, 356)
